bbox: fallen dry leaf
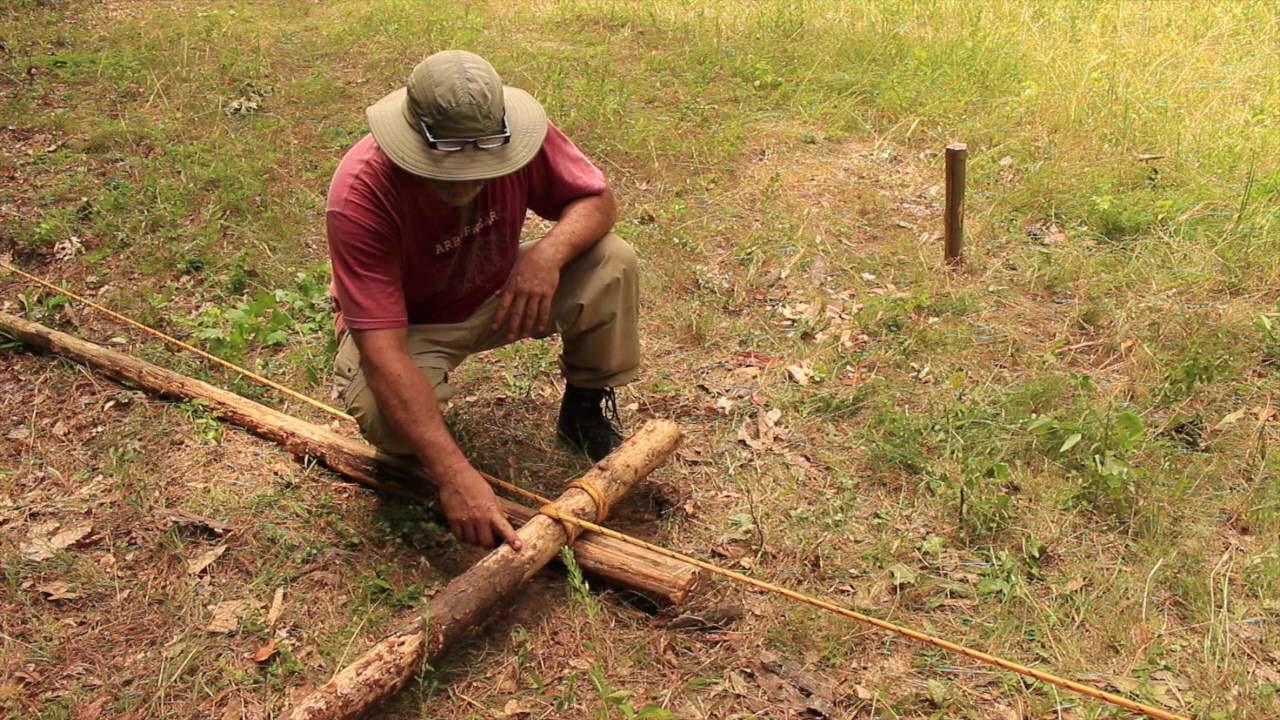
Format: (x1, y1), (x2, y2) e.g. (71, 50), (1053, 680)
(500, 698), (535, 718)
(266, 586), (284, 627)
(37, 580), (81, 601)
(747, 650), (836, 718)
(786, 364), (812, 385)
(666, 602), (746, 632)
(6, 427), (31, 440)
(187, 544), (227, 575)
(207, 599), (248, 634)
(156, 508), (231, 535)
(75, 697), (107, 720)
(738, 408), (785, 451)
(20, 522), (93, 562)
(250, 638), (278, 663)
(50, 524), (94, 548)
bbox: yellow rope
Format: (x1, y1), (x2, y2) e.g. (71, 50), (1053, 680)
(566, 477), (610, 522)
(0, 260), (1190, 720)
(518, 490), (1187, 720)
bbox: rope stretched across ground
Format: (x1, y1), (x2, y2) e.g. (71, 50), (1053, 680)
(0, 259), (1190, 720)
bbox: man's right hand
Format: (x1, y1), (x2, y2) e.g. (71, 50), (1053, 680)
(349, 328), (522, 552)
(436, 462), (523, 551)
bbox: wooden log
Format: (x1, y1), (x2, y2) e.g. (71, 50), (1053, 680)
(360, 459), (699, 605)
(286, 420), (681, 720)
(506, 505), (696, 603)
(0, 311), (699, 603)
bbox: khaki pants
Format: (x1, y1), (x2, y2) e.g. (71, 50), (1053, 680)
(335, 233), (640, 454)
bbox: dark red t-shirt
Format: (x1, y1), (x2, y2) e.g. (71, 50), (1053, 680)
(326, 122), (607, 333)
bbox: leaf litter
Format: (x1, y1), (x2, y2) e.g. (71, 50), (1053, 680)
(206, 599), (261, 634)
(737, 408), (785, 451)
(744, 649), (837, 718)
(20, 521), (94, 561)
(37, 580), (82, 601)
(187, 544), (227, 575)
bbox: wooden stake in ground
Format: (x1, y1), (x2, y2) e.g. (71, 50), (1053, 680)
(286, 420), (681, 720)
(944, 142), (967, 266)
(0, 312), (699, 603)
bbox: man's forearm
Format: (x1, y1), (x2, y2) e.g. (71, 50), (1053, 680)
(533, 188), (617, 268)
(362, 351), (467, 478)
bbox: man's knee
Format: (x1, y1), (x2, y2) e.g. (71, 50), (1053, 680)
(344, 382), (413, 455)
(583, 232), (637, 277)
(338, 358), (454, 456)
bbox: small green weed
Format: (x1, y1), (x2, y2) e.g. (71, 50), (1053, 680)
(560, 547), (601, 620)
(1257, 309), (1280, 367)
(355, 568), (423, 609)
(17, 291), (71, 324)
(380, 502), (451, 551)
(587, 665), (675, 720)
(1027, 404), (1146, 513)
(177, 399), (223, 444)
(181, 271), (330, 361)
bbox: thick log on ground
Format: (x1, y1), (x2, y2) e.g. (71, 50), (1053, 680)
(286, 420), (681, 720)
(0, 312), (699, 603)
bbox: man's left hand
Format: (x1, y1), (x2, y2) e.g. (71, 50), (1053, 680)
(493, 244), (561, 341)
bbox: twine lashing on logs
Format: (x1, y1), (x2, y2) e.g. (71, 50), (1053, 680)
(0, 260), (1191, 720)
(566, 478), (610, 522)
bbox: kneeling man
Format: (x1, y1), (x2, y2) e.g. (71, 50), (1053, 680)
(327, 51), (640, 550)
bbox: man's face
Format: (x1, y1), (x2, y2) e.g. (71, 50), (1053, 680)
(428, 179), (486, 207)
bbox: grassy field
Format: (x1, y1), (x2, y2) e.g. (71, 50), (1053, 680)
(2, 0), (1278, 718)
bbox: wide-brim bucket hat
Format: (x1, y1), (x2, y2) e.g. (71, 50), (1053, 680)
(366, 50), (548, 181)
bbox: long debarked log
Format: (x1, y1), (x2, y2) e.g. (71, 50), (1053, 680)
(0, 312), (699, 603)
(286, 420), (681, 720)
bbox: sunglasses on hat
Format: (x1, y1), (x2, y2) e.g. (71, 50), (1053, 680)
(418, 112), (512, 152)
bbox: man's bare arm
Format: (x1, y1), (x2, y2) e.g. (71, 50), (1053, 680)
(494, 187), (618, 339)
(351, 327), (520, 550)
(535, 186), (618, 268)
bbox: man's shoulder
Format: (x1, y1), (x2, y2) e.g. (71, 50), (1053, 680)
(327, 134), (397, 213)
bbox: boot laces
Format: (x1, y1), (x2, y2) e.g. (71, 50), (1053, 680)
(601, 388), (621, 429)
